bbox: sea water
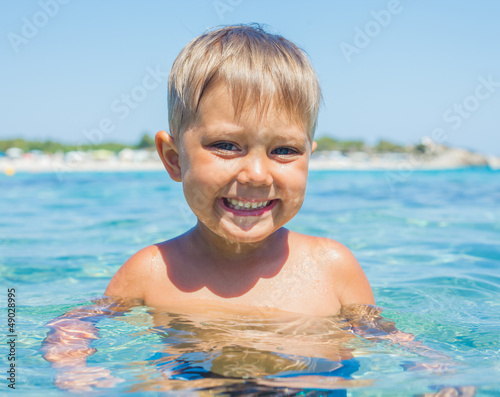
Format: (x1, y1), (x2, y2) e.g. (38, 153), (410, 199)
(1, 168), (499, 396)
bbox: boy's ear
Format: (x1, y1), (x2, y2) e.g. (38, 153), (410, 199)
(155, 130), (182, 182)
(311, 140), (317, 154)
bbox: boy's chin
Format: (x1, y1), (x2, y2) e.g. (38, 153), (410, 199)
(217, 222), (279, 244)
(227, 234), (270, 245)
(195, 216), (284, 245)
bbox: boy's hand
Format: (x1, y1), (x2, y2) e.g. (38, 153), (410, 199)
(340, 304), (449, 359)
(54, 365), (124, 392)
(42, 317), (99, 364)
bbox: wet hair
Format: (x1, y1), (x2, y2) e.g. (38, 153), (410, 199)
(168, 24), (321, 139)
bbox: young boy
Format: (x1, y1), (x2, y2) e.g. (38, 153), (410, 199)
(45, 26), (451, 392)
(105, 24), (374, 315)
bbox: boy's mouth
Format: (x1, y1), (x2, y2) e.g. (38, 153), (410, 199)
(220, 197), (277, 215)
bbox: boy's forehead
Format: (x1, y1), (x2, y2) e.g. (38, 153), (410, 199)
(197, 83), (309, 137)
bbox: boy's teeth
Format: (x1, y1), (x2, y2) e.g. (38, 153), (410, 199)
(226, 198), (270, 210)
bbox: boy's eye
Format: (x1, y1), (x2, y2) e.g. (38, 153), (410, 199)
(272, 147), (297, 155)
(213, 142), (238, 151)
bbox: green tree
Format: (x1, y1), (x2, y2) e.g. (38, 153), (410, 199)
(374, 140), (405, 153)
(315, 136), (339, 151)
(337, 140), (365, 152)
(135, 133), (155, 149)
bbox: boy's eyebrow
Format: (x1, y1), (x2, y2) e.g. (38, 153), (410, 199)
(273, 135), (308, 148)
(206, 128), (308, 146)
(202, 123), (245, 136)
(210, 127), (245, 136)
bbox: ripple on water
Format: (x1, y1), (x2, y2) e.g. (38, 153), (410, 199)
(2, 169), (500, 394)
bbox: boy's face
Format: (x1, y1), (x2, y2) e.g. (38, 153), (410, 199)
(167, 84), (316, 244)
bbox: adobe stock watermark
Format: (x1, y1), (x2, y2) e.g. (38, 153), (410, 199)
(385, 74), (500, 190)
(51, 64), (168, 179)
(7, 0), (72, 54)
(339, 0), (409, 64)
(212, 0), (243, 21)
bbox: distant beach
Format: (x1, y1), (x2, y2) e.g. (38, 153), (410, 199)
(2, 144), (499, 176)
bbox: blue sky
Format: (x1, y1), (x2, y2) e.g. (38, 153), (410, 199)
(2, 0), (500, 155)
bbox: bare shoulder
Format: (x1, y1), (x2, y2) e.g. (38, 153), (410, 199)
(288, 231), (375, 306)
(288, 230), (355, 262)
(105, 244), (165, 300)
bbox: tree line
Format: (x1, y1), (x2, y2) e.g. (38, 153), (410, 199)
(0, 133), (418, 154)
(0, 133), (156, 154)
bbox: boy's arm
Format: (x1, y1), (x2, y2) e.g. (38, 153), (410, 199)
(43, 245), (153, 367)
(332, 245), (454, 378)
(330, 244), (443, 357)
(41, 297), (139, 367)
(41, 247), (154, 391)
(41, 297), (139, 392)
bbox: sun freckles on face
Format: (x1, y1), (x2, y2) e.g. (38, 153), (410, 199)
(178, 84), (314, 244)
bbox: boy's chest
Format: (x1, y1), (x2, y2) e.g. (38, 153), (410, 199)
(145, 256), (341, 316)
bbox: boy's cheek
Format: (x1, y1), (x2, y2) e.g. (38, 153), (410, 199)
(288, 192), (306, 206)
(279, 168), (309, 191)
(183, 184), (208, 209)
(182, 176), (220, 211)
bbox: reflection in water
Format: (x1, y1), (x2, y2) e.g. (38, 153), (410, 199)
(43, 299), (459, 395)
(125, 304), (377, 394)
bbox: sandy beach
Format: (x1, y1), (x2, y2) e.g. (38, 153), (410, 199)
(1, 146), (499, 176)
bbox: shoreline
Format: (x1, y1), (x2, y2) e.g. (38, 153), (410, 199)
(3, 142), (500, 175)
(2, 155), (498, 176)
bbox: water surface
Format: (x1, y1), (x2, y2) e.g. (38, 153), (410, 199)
(1, 168), (499, 395)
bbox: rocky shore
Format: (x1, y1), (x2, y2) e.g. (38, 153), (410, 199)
(310, 146), (500, 171)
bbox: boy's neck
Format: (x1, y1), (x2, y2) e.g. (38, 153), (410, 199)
(187, 222), (288, 265)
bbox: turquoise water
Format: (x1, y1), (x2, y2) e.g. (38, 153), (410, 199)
(1, 168), (499, 395)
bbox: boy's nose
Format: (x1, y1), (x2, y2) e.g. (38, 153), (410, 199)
(236, 154), (273, 186)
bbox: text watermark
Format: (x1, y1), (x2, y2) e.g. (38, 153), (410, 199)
(7, 0), (72, 54)
(6, 288), (17, 390)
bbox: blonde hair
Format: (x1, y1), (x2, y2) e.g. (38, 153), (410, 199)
(168, 24), (321, 139)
